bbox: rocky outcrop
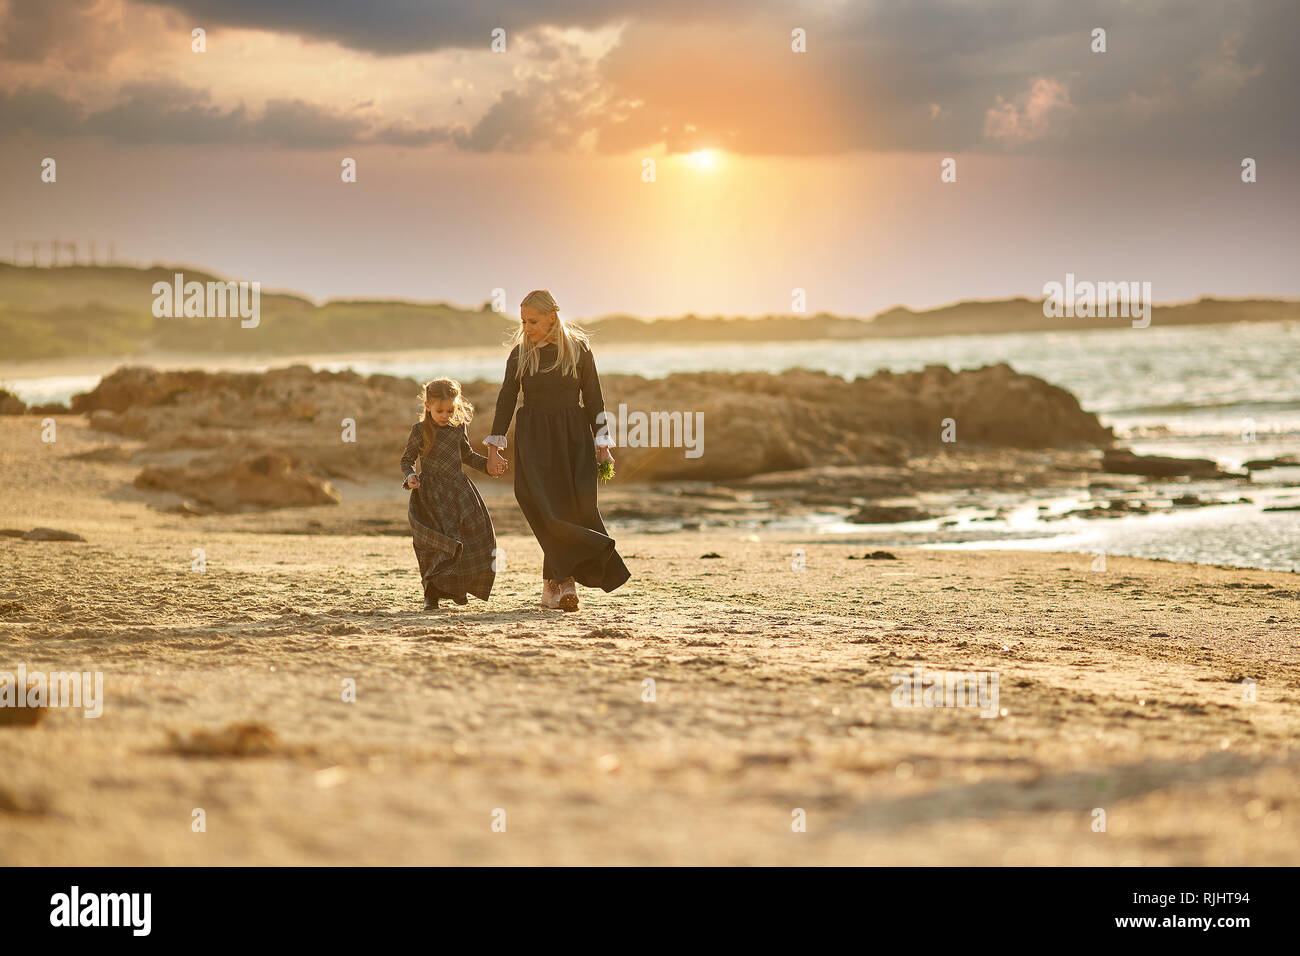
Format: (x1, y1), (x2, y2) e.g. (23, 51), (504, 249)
(18, 528), (87, 542)
(592, 362), (1111, 481)
(71, 366), (234, 414)
(0, 390), (68, 416)
(848, 505), (935, 524)
(1244, 455), (1300, 471)
(72, 361), (1114, 506)
(0, 389), (26, 415)
(1101, 449), (1225, 478)
(134, 452), (341, 512)
(847, 363), (1114, 448)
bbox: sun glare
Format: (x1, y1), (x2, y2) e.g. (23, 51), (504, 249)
(684, 149), (719, 170)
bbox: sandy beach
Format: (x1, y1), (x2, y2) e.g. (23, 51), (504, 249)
(3, 414), (1298, 866)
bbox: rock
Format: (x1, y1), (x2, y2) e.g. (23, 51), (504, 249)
(1102, 449), (1225, 478)
(0, 706), (45, 728)
(165, 722), (280, 757)
(848, 505), (934, 524)
(1108, 499), (1150, 512)
(134, 452), (341, 512)
(71, 366), (225, 414)
(1244, 456), (1300, 470)
(849, 550), (898, 560)
(0, 529), (26, 538)
(64, 361), (1116, 490)
(0, 675), (47, 727)
(86, 409), (121, 433)
(700, 552), (722, 559)
(69, 444), (135, 462)
(0, 389), (26, 415)
(21, 528), (86, 542)
(1063, 499), (1153, 519)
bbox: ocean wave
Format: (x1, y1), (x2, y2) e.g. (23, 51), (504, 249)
(1104, 398), (1300, 416)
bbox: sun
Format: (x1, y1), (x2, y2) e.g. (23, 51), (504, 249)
(683, 149), (719, 170)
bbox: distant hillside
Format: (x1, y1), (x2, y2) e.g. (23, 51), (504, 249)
(864, 296), (1300, 336)
(0, 263), (512, 360)
(599, 296), (1300, 341)
(1, 263), (1296, 361)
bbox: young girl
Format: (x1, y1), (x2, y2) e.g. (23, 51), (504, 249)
(400, 379), (498, 610)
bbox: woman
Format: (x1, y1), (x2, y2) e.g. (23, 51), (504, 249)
(483, 289), (630, 611)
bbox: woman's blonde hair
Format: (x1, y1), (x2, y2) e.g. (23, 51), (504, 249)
(510, 289), (590, 381)
(418, 378), (473, 455)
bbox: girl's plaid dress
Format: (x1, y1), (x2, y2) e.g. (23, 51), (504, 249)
(400, 422), (497, 604)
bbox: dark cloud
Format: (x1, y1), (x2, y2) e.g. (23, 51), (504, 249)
(83, 83), (253, 144)
(0, 85), (84, 135)
(134, 0), (783, 56)
(550, 0), (1300, 156)
(372, 121), (455, 148)
(255, 98), (371, 148)
(0, 82), (418, 148)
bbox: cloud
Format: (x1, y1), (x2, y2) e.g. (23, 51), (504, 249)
(566, 0), (1298, 156)
(0, 84), (84, 134)
(1, 0), (1296, 157)
(984, 78), (1076, 147)
(0, 0), (127, 70)
(255, 98), (371, 148)
(2, 82), (391, 148)
(82, 82), (253, 144)
(132, 0), (784, 56)
(372, 121), (456, 148)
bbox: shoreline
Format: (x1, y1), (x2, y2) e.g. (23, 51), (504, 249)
(4, 408), (1299, 572)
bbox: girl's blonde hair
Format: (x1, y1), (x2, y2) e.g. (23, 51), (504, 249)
(418, 378), (473, 455)
(511, 289), (590, 382)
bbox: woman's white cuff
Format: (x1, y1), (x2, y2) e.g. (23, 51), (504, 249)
(483, 435), (507, 449)
(593, 433), (615, 448)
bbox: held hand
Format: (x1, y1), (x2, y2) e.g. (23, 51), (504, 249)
(487, 448), (508, 477)
(405, 475), (420, 489)
(595, 446), (614, 464)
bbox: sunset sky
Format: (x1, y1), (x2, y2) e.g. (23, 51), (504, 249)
(1, 0), (1296, 320)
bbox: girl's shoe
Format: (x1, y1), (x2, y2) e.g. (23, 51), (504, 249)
(424, 596), (439, 611)
(541, 579), (561, 609)
(558, 577), (578, 612)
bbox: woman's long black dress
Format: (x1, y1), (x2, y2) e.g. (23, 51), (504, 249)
(491, 342), (630, 592)
(400, 422), (497, 605)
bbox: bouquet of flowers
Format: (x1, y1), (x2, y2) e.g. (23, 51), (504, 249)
(597, 460), (615, 482)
